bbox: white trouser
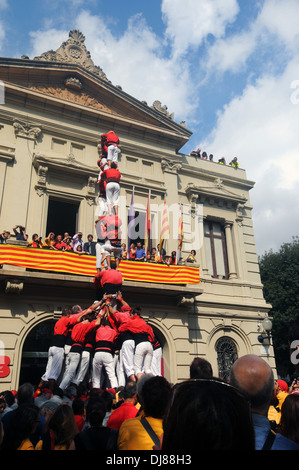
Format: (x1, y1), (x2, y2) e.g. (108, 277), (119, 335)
(151, 347), (162, 376)
(96, 242), (105, 269)
(107, 144), (118, 162)
(103, 239), (122, 259)
(134, 342), (153, 375)
(73, 350), (91, 386)
(92, 351), (118, 389)
(116, 348), (127, 387)
(59, 351), (81, 391)
(42, 346), (65, 382)
(106, 182), (120, 207)
(97, 196), (108, 218)
(122, 339), (135, 378)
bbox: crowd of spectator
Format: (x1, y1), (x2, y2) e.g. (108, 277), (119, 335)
(0, 226), (198, 265)
(190, 148), (239, 168)
(1, 354), (299, 451)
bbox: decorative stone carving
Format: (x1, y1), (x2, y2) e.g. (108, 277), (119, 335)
(13, 120), (42, 142)
(33, 29), (109, 82)
(151, 100), (174, 120)
(236, 203), (245, 226)
(29, 84), (113, 113)
(87, 176), (97, 196)
(64, 77), (83, 91)
(161, 158), (182, 174)
(5, 280), (24, 294)
(177, 295), (195, 306)
(37, 165), (48, 186)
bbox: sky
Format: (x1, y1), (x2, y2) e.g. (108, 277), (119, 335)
(0, 0), (298, 256)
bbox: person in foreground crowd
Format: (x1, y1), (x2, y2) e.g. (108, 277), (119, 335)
(229, 354), (299, 450)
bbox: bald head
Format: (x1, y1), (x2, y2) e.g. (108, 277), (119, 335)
(230, 354), (274, 415)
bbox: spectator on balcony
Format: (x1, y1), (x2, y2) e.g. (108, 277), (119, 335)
(28, 233), (43, 248)
(75, 245), (90, 256)
(135, 242), (146, 262)
(43, 232), (55, 249)
(0, 230), (11, 244)
(230, 157), (239, 169)
(151, 247), (160, 262)
(84, 234), (96, 256)
(169, 251), (176, 265)
(156, 243), (166, 262)
(218, 157), (226, 165)
(184, 250), (197, 263)
(121, 243), (127, 260)
(190, 148), (201, 158)
(129, 243), (136, 261)
(64, 236), (73, 252)
(202, 152), (208, 160)
(52, 235), (67, 251)
(73, 232), (84, 253)
(12, 225), (28, 241)
(209, 154), (214, 162)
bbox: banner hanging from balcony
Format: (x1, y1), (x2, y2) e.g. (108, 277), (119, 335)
(0, 245), (200, 285)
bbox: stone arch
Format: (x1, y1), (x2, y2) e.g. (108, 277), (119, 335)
(206, 322), (252, 379)
(13, 312), (56, 389)
(147, 318), (177, 384)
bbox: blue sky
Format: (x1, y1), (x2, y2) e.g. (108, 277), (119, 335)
(0, 0), (299, 256)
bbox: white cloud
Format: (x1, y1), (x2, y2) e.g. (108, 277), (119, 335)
(161, 0), (240, 58)
(29, 29), (69, 58)
(205, 0), (299, 76)
(199, 56), (299, 254)
(74, 10), (198, 120)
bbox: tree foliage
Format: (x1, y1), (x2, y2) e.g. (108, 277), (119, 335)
(259, 236), (299, 376)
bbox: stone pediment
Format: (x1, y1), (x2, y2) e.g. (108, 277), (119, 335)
(29, 81), (115, 115)
(12, 30), (190, 136)
(33, 29), (109, 82)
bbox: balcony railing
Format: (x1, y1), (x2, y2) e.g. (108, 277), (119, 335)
(0, 244), (200, 285)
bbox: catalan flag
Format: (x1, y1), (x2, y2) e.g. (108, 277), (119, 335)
(176, 200), (183, 264)
(144, 189), (151, 254)
(127, 186), (135, 258)
(159, 194), (170, 253)
(0, 245), (200, 284)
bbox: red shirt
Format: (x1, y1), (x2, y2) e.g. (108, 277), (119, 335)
(71, 320), (97, 344)
(53, 241), (67, 250)
(100, 214), (122, 240)
(96, 269), (123, 287)
(106, 402), (138, 430)
(103, 131), (119, 147)
(54, 313), (82, 336)
(102, 168), (121, 184)
(118, 315), (154, 342)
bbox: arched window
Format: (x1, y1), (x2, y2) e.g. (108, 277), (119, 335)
(20, 320), (55, 386)
(216, 337), (238, 382)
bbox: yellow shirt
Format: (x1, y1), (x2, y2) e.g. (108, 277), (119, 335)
(18, 439), (34, 450)
(117, 416), (163, 451)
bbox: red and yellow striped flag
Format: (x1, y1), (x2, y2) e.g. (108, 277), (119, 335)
(176, 200), (183, 264)
(144, 189), (151, 254)
(159, 194), (170, 252)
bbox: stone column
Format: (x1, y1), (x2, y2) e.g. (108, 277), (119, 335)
(224, 222), (237, 279)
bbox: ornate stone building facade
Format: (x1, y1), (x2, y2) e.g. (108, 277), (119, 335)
(0, 31), (274, 391)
